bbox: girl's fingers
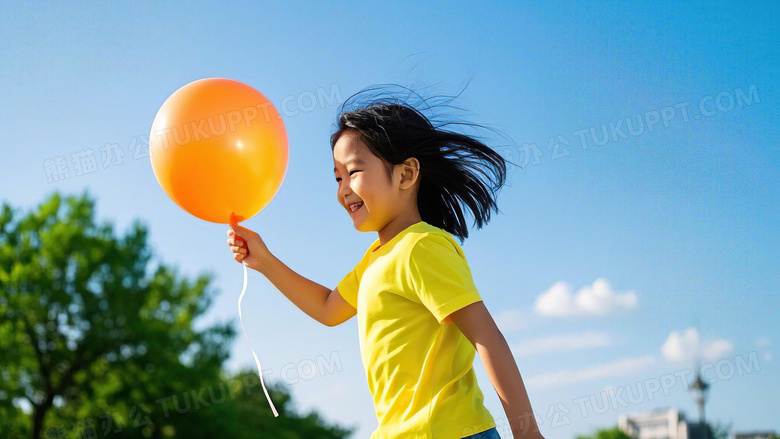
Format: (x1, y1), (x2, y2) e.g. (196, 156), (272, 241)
(228, 227), (248, 264)
(229, 245), (247, 253)
(227, 237), (244, 246)
(227, 228), (252, 265)
(227, 228), (244, 240)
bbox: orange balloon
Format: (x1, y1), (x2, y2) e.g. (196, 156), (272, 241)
(149, 78), (288, 224)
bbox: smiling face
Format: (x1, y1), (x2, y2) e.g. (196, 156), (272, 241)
(333, 131), (400, 233)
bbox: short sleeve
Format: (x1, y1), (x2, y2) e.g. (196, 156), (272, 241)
(336, 268), (359, 309)
(336, 240), (377, 309)
(407, 234), (483, 324)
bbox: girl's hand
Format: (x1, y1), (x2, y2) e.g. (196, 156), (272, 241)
(227, 223), (270, 272)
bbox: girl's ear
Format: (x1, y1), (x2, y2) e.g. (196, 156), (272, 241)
(399, 157), (421, 188)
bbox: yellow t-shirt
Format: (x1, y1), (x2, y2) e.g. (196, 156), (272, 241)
(337, 220), (496, 438)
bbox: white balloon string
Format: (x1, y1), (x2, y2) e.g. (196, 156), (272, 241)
(238, 261), (279, 417)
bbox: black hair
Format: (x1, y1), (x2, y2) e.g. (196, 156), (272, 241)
(330, 83), (520, 243)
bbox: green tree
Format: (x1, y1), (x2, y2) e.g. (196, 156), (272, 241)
(709, 420), (731, 439)
(211, 370), (355, 439)
(0, 190), (353, 439)
(576, 426), (632, 439)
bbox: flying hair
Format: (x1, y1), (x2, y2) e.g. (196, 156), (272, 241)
(330, 82), (522, 243)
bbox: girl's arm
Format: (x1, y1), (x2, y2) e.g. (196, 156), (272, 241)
(449, 301), (544, 439)
(259, 252), (357, 326)
(228, 223), (356, 326)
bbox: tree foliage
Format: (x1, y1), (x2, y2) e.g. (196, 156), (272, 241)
(0, 190), (353, 439)
(709, 420), (731, 439)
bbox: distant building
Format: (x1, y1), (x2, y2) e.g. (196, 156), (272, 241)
(618, 408), (711, 439)
(733, 432), (777, 439)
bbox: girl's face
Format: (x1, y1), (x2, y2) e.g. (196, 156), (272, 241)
(333, 131), (401, 232)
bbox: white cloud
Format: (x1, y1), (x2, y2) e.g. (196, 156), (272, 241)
(755, 337), (771, 348)
(762, 353), (772, 364)
(661, 328), (733, 363)
(494, 309), (531, 333)
(702, 339), (734, 359)
(526, 355), (656, 389)
(510, 331), (613, 357)
(534, 278), (638, 317)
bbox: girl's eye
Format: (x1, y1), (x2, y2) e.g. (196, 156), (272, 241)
(335, 170), (360, 183)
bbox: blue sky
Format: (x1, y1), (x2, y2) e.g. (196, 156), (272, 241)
(1, 2), (777, 438)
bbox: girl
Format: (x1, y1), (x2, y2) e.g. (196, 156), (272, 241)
(227, 85), (544, 439)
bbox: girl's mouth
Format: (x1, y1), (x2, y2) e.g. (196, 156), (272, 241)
(349, 202), (364, 213)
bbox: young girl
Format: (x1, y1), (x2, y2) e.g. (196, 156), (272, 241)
(227, 86), (544, 439)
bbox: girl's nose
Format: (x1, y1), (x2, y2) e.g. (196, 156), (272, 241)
(337, 180), (351, 199)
